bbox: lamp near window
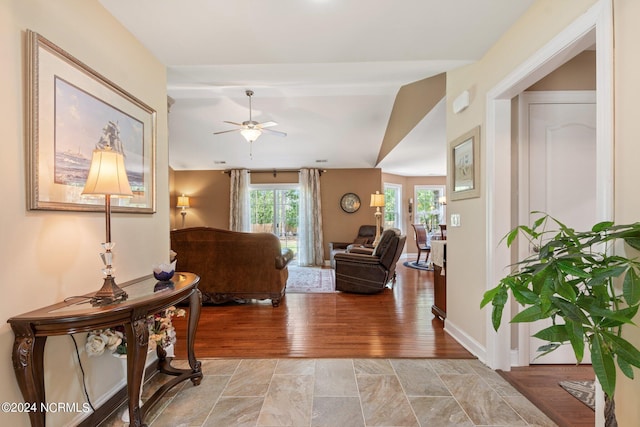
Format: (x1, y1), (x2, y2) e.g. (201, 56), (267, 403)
(177, 194), (190, 228)
(82, 146), (133, 306)
(438, 195), (447, 205)
(370, 191), (385, 246)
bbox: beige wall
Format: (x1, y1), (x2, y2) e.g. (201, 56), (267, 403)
(527, 50), (596, 91)
(0, 1), (169, 425)
(446, 0), (640, 424)
(613, 0), (640, 423)
(445, 0), (598, 353)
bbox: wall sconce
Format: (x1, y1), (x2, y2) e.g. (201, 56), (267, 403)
(370, 191), (385, 246)
(177, 194), (190, 228)
(82, 146), (133, 306)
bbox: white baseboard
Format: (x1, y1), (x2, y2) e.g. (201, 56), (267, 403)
(444, 318), (487, 365)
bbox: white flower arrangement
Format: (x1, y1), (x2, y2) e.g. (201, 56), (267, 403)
(85, 306), (186, 357)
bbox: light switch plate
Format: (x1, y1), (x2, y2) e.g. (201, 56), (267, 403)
(451, 213), (461, 227)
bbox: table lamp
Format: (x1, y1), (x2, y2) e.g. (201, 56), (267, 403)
(177, 194), (190, 228)
(370, 191), (385, 246)
(82, 146), (133, 306)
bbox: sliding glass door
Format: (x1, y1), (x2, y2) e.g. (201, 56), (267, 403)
(250, 186), (299, 256)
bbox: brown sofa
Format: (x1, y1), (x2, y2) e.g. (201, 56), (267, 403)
(170, 227), (294, 306)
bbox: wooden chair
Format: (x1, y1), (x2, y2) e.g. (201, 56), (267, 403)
(411, 224), (430, 264)
(439, 224), (447, 239)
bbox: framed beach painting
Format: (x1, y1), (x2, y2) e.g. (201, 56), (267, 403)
(450, 126), (480, 200)
(26, 30), (156, 213)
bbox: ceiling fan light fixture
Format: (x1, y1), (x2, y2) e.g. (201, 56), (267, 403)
(240, 128), (262, 143)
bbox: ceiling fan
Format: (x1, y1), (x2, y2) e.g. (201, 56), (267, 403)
(213, 90), (287, 145)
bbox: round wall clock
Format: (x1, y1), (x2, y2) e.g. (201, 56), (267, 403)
(340, 192), (361, 213)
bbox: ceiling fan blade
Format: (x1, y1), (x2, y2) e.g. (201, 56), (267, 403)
(258, 121), (278, 128)
(223, 121), (243, 126)
(213, 129), (241, 135)
(263, 128), (287, 137)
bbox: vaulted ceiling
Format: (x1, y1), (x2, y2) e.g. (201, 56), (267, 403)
(99, 0), (535, 175)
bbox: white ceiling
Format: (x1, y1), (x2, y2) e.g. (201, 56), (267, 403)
(99, 0), (535, 175)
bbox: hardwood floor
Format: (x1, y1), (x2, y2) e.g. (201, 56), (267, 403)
(173, 261), (594, 426)
(498, 365), (594, 427)
(174, 263), (472, 359)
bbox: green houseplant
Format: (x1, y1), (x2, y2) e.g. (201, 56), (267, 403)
(481, 213), (640, 426)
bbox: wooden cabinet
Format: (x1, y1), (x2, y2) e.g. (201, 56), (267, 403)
(431, 240), (446, 319)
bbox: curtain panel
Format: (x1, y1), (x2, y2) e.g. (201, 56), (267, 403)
(229, 169), (250, 232)
(298, 168), (324, 266)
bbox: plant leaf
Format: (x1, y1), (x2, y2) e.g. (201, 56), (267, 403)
(603, 332), (640, 369)
(557, 260), (591, 279)
(591, 332), (617, 398)
(592, 221), (615, 232)
(532, 343), (564, 361)
(492, 304), (504, 332)
(505, 227), (519, 247)
(532, 324), (569, 342)
(617, 356), (635, 380)
(511, 305), (545, 323)
(589, 305), (637, 326)
(566, 320), (585, 362)
(623, 267), (640, 306)
(624, 237), (640, 251)
(550, 297), (590, 324)
(480, 286), (501, 309)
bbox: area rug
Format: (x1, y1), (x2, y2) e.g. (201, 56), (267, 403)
(287, 265), (335, 293)
(403, 260), (433, 271)
(559, 380), (595, 411)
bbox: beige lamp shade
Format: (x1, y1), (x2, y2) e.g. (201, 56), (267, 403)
(82, 148), (133, 197)
(438, 196), (447, 205)
(370, 192), (385, 208)
(177, 195), (190, 208)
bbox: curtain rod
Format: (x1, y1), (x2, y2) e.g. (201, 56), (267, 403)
(223, 168), (327, 177)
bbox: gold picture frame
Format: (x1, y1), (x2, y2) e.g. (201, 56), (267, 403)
(26, 30), (156, 213)
(450, 126), (480, 200)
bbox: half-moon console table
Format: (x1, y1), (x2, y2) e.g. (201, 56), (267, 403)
(7, 272), (202, 427)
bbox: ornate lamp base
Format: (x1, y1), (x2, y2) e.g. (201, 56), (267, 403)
(91, 275), (128, 306)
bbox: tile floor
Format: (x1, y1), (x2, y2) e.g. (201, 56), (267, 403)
(101, 358), (557, 427)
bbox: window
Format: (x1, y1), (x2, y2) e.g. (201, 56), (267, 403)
(414, 185), (445, 233)
(384, 183), (402, 230)
(249, 185), (299, 256)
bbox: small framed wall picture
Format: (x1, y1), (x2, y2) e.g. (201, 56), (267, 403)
(450, 126), (480, 200)
(340, 193), (361, 213)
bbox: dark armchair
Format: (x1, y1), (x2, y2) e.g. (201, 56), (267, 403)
(334, 228), (406, 294)
(329, 225), (379, 268)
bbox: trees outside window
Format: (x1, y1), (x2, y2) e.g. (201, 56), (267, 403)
(384, 183), (402, 230)
(250, 187), (299, 255)
(414, 185), (445, 233)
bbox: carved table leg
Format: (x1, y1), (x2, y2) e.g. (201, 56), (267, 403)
(187, 289), (203, 385)
(125, 316), (150, 427)
(10, 324), (47, 427)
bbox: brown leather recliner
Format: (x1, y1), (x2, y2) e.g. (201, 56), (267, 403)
(334, 228), (406, 294)
(329, 225), (380, 268)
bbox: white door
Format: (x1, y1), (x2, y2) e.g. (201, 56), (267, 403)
(519, 91), (596, 364)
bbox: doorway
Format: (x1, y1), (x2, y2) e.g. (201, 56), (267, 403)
(485, 0), (613, 372)
(249, 186), (300, 257)
(519, 90), (596, 364)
